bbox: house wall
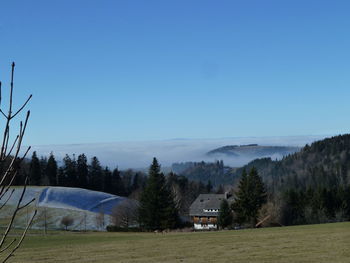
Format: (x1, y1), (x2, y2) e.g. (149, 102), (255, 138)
(192, 216), (218, 230)
(194, 223), (217, 230)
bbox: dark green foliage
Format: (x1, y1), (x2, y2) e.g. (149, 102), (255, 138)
(342, 186), (350, 220)
(29, 151), (41, 185)
(218, 199), (232, 228)
(77, 154), (88, 189)
(232, 168), (267, 226)
(235, 134), (350, 193)
(46, 153), (58, 186)
(40, 157), (49, 185)
(106, 225), (142, 232)
(281, 189), (306, 225)
(57, 167), (65, 186)
(206, 180), (213, 193)
(103, 167), (112, 193)
(172, 160), (234, 186)
(139, 158), (179, 230)
(89, 156), (103, 191)
(63, 155), (77, 187)
(112, 168), (126, 196)
(166, 173), (208, 216)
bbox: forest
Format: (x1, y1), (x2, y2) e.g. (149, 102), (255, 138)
(7, 134), (350, 228)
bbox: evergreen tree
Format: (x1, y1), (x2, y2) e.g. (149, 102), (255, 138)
(77, 154), (88, 189)
(103, 166), (113, 193)
(132, 173), (140, 192)
(29, 151), (41, 185)
(139, 158), (178, 230)
(218, 199), (232, 229)
(281, 189), (306, 225)
(89, 156), (103, 191)
(232, 168), (267, 226)
(112, 168), (125, 196)
(206, 180), (213, 193)
(40, 157), (48, 185)
(232, 169), (249, 224)
(46, 153), (57, 186)
(342, 186), (350, 220)
(57, 167), (65, 186)
(63, 154), (77, 187)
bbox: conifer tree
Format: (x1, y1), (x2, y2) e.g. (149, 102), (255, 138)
(206, 180), (213, 193)
(89, 156), (103, 191)
(139, 158), (178, 230)
(46, 153), (58, 186)
(112, 168), (125, 196)
(39, 157), (48, 185)
(63, 154), (77, 187)
(218, 199), (232, 229)
(232, 167), (267, 226)
(103, 166), (113, 193)
(57, 167), (65, 186)
(77, 154), (88, 189)
(29, 151), (41, 185)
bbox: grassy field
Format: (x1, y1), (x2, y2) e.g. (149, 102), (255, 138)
(6, 222), (350, 263)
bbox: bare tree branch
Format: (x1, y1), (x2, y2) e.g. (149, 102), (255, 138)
(2, 209), (37, 263)
(0, 189), (15, 210)
(0, 239), (16, 254)
(0, 63), (34, 261)
(11, 95), (32, 120)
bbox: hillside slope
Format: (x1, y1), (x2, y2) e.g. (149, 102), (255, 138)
(0, 186), (133, 231)
(207, 144), (300, 160)
(234, 134), (350, 191)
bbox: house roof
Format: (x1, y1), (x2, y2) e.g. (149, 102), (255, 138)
(189, 194), (232, 217)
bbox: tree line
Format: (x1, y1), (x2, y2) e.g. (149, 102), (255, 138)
(18, 151), (147, 197)
(13, 152), (220, 230)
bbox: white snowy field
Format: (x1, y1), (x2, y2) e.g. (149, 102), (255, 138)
(0, 186), (131, 231)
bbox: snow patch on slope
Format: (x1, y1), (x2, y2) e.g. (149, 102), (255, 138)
(37, 187), (126, 215)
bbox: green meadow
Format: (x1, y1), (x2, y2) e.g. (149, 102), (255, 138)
(8, 222), (350, 263)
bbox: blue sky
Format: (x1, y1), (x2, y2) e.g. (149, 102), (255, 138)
(1, 0), (350, 145)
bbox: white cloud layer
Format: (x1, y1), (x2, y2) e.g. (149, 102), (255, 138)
(30, 135), (328, 169)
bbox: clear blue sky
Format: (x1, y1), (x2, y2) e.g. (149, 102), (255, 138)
(1, 0), (349, 145)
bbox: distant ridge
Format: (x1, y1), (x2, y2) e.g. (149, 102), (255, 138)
(207, 144), (300, 158)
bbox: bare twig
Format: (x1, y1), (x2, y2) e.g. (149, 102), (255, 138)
(0, 239), (16, 254)
(0, 62), (33, 261)
(18, 198), (35, 210)
(0, 189), (15, 210)
(2, 210), (37, 263)
(11, 95), (32, 120)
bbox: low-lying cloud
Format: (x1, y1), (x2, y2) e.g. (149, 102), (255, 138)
(30, 135), (328, 170)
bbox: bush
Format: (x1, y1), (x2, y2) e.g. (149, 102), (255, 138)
(61, 216), (74, 231)
(106, 225), (142, 232)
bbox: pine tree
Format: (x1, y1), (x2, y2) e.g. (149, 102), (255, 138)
(139, 158), (178, 230)
(77, 154), (88, 189)
(232, 168), (267, 226)
(39, 157), (48, 185)
(218, 199), (232, 229)
(112, 168), (125, 196)
(57, 167), (65, 186)
(46, 153), (57, 186)
(206, 180), (213, 193)
(249, 167), (267, 224)
(232, 169), (249, 224)
(89, 156), (103, 191)
(63, 154), (77, 187)
(29, 151), (41, 185)
(103, 167), (113, 193)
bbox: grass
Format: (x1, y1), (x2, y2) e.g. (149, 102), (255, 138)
(6, 222), (350, 263)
